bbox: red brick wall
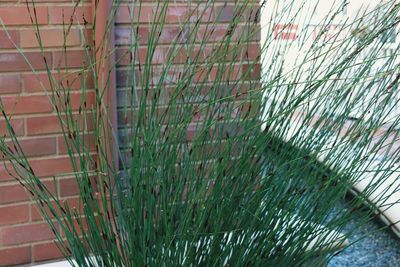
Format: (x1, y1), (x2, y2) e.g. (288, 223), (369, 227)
(0, 1), (92, 266)
(115, 1), (261, 158)
(0, 1), (260, 266)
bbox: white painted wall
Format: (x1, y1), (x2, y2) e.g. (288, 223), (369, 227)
(260, 0), (400, 125)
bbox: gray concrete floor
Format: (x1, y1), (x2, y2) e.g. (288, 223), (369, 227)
(328, 207), (400, 267)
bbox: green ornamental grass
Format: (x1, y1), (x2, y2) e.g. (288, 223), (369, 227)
(1, 0), (400, 266)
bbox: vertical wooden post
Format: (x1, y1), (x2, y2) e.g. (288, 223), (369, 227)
(92, 0), (118, 171)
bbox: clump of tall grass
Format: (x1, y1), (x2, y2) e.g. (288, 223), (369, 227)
(1, 0), (400, 266)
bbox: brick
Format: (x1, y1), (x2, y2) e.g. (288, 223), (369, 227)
(116, 69), (138, 87)
(215, 5), (234, 22)
(33, 241), (64, 262)
(23, 71), (94, 93)
(0, 52), (51, 72)
(115, 48), (130, 66)
(0, 162), (16, 182)
(59, 177), (79, 197)
(242, 43), (261, 61)
(198, 24), (242, 42)
(58, 175), (98, 198)
(61, 216), (89, 237)
(82, 28), (93, 46)
(206, 64), (240, 82)
(7, 137), (57, 157)
(0, 222), (57, 246)
(53, 50), (87, 69)
(115, 6), (153, 24)
(0, 246), (31, 267)
(0, 118), (24, 137)
(0, 204), (29, 226)
(49, 6), (92, 25)
(0, 30), (19, 49)
(117, 106), (172, 128)
(242, 63), (261, 80)
(34, 90), (96, 113)
(165, 6), (213, 23)
(23, 73), (56, 93)
(31, 197), (81, 221)
(30, 157), (73, 178)
(68, 91), (95, 110)
(115, 26), (149, 45)
(31, 202), (46, 222)
(58, 134), (95, 154)
(2, 95), (53, 115)
(168, 45), (211, 64)
(0, 6), (48, 25)
(20, 28), (81, 48)
(0, 74), (20, 94)
(158, 26), (190, 44)
(214, 5), (259, 23)
(0, 184), (29, 204)
(115, 47), (165, 66)
(27, 115), (61, 135)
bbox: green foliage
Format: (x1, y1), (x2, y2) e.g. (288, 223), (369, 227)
(1, 0), (400, 266)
